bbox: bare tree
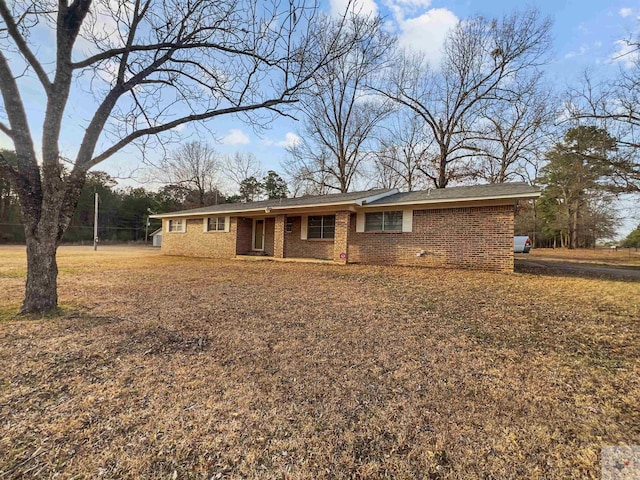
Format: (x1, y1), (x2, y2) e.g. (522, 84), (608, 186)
(0, 0), (365, 313)
(373, 111), (427, 191)
(223, 152), (263, 194)
(375, 8), (552, 188)
(567, 58), (640, 191)
(159, 141), (222, 207)
(284, 14), (395, 193)
(472, 73), (557, 183)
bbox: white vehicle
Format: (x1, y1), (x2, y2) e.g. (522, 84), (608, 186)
(514, 236), (532, 253)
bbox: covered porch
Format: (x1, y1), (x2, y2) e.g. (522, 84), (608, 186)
(234, 212), (351, 264)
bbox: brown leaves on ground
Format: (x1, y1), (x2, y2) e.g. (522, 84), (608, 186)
(0, 246), (638, 479)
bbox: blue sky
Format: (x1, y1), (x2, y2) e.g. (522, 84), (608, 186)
(1, 0), (639, 236)
(211, 0), (640, 170)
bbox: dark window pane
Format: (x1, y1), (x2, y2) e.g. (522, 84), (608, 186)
(323, 226), (335, 239)
(323, 215), (335, 227)
(385, 211), (403, 231)
(308, 226), (322, 238)
(286, 217), (293, 233)
(365, 212), (383, 231)
(308, 216), (323, 228)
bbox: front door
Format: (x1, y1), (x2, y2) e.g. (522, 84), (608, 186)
(253, 219), (264, 250)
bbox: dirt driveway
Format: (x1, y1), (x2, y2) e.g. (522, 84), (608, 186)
(515, 256), (640, 280)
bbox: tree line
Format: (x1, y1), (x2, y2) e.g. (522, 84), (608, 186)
(0, 147), (289, 244)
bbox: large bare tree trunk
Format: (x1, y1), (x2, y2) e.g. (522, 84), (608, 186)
(23, 234), (58, 313)
(0, 0), (364, 315)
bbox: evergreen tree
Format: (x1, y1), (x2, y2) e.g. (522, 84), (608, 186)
(239, 176), (264, 202)
(263, 171), (288, 199)
(622, 225), (640, 248)
(538, 126), (619, 248)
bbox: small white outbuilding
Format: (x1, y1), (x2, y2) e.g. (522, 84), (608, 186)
(151, 228), (162, 247)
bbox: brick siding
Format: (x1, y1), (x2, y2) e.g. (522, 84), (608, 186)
(236, 217), (253, 255)
(161, 205), (515, 271)
(284, 216), (334, 260)
(274, 215), (285, 258)
(264, 218), (275, 256)
(162, 218), (236, 258)
(349, 205), (514, 272)
(333, 211), (350, 264)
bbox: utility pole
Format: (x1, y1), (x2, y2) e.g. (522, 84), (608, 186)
(93, 192), (99, 251)
(146, 208), (156, 246)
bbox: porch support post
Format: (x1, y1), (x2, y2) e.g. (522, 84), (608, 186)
(333, 211), (351, 264)
(274, 214), (286, 259)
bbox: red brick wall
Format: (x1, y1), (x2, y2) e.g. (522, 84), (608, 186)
(162, 218), (236, 258)
(274, 215), (285, 258)
(284, 216), (334, 260)
(264, 218), (275, 256)
(348, 205), (515, 272)
(333, 211), (350, 263)
(236, 217), (253, 255)
(161, 206), (515, 270)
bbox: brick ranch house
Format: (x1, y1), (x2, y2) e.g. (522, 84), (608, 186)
(151, 182), (540, 272)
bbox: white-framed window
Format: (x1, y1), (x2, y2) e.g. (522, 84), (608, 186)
(207, 216), (226, 232)
(307, 215), (335, 239)
(168, 219), (184, 232)
(285, 217), (294, 233)
(365, 211), (403, 232)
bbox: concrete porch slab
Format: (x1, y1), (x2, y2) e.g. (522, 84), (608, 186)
(233, 255), (335, 264)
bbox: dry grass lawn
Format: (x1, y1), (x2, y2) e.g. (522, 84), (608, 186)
(528, 247), (640, 266)
(0, 245), (639, 479)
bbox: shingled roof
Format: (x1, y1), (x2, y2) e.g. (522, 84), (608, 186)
(151, 188), (394, 218)
(151, 183), (540, 218)
(364, 182), (540, 207)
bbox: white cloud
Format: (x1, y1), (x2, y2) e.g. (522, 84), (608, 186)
(221, 129), (250, 145)
(330, 0), (377, 17)
(394, 0), (431, 6)
(263, 132), (301, 148)
(330, 0), (457, 65)
(564, 45), (589, 59)
(276, 132), (301, 148)
(396, 8), (459, 64)
(619, 7), (633, 17)
(612, 39), (639, 68)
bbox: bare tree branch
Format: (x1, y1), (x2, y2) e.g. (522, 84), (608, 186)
(0, 0), (52, 92)
(0, 0), (367, 313)
(376, 7), (552, 188)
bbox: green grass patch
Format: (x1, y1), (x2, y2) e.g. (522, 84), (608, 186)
(0, 268), (27, 279)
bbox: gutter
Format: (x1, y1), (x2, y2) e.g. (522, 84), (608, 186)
(360, 191), (541, 209)
(150, 189), (539, 219)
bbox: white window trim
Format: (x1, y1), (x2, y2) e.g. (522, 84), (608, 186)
(167, 218), (186, 233)
(356, 209), (413, 233)
(305, 214), (336, 240)
(203, 216), (230, 233)
(402, 210), (413, 233)
(356, 212), (365, 233)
